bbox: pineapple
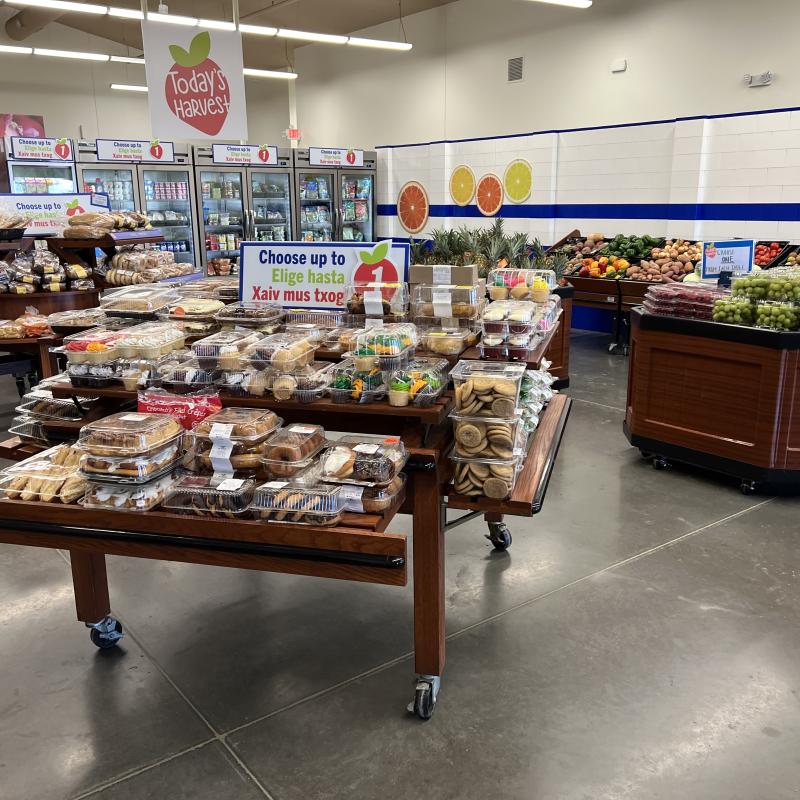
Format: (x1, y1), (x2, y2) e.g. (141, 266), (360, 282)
(459, 227), (478, 265)
(551, 251), (568, 284)
(409, 236), (430, 266)
(508, 233), (529, 269)
(429, 228), (452, 264)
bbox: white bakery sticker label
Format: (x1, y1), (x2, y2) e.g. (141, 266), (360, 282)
(212, 143), (277, 165)
(209, 422), (234, 441)
(432, 265), (452, 284)
(264, 481), (288, 489)
(338, 484), (364, 513)
(96, 138), (175, 162)
(209, 441), (234, 473)
(216, 477), (245, 491)
(432, 290), (453, 319)
(354, 443), (380, 454)
(9, 136), (72, 161)
(363, 289), (384, 317)
(120, 413), (149, 422)
(291, 425), (317, 434)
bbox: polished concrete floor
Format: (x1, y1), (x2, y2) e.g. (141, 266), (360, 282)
(1, 331), (799, 800)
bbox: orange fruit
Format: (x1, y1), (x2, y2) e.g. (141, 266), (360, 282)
(449, 165), (476, 206)
(397, 181), (429, 234)
(475, 173), (503, 216)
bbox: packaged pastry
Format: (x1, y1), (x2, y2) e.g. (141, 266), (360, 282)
(100, 285), (178, 317)
(16, 389), (95, 420)
(67, 362), (119, 388)
(213, 301), (282, 327)
(478, 334), (507, 360)
(387, 358), (447, 408)
(8, 282), (36, 294)
(450, 361), (526, 417)
(115, 321), (186, 359)
(250, 482), (342, 526)
(450, 454), (523, 500)
(450, 413), (526, 460)
(319, 435), (407, 487)
(47, 307), (106, 335)
(62, 225), (111, 239)
(191, 329), (261, 370)
(79, 412), (183, 457)
(215, 367), (271, 397)
(70, 278), (96, 291)
(283, 308), (347, 330)
(336, 474), (406, 513)
(271, 361), (333, 403)
(32, 249), (63, 276)
(82, 472), (179, 512)
(160, 359), (218, 395)
(64, 263), (93, 281)
(0, 444), (86, 504)
(62, 328), (122, 364)
(260, 424), (326, 479)
(328, 359), (386, 404)
(79, 439), (182, 483)
(17, 312), (50, 338)
(486, 268), (556, 302)
(344, 282), (409, 317)
(162, 474), (255, 517)
(348, 324), (417, 370)
(67, 211), (115, 230)
(8, 414), (49, 445)
(412, 284), (481, 320)
(481, 301), (537, 337)
(424, 328), (471, 356)
(244, 332), (316, 371)
(117, 353), (187, 391)
(168, 318), (220, 342)
(165, 298), (225, 320)
(0, 319), (25, 338)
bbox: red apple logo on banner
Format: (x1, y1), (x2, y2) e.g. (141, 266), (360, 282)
(65, 199), (85, 216)
(346, 149), (356, 165)
(54, 138), (71, 159)
(258, 145), (271, 163)
(165, 32), (230, 136)
(353, 241), (399, 286)
(149, 140), (164, 159)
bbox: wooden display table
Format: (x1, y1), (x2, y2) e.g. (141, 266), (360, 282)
(625, 307), (800, 492)
(3, 381), (570, 719)
(0, 288), (100, 320)
(0, 334), (61, 378)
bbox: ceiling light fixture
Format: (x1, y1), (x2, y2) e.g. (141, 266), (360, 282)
(347, 37), (413, 50)
(108, 6), (144, 19)
(198, 18), (236, 31)
(110, 83), (148, 91)
(243, 67), (298, 79)
(110, 55), (145, 63)
(0, 44), (33, 54)
(276, 28), (349, 44)
(238, 23), (278, 36)
(522, 0), (592, 7)
(9, 0), (107, 13)
(145, 11), (198, 26)
(34, 47), (109, 61)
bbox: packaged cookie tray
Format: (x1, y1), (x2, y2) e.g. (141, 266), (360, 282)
(213, 301), (283, 326)
(81, 472), (180, 512)
(78, 412), (184, 457)
(283, 308), (347, 329)
(260, 424), (328, 480)
(192, 408), (282, 447)
(16, 390), (96, 421)
(47, 308), (107, 335)
(449, 453), (524, 500)
(162, 475), (256, 518)
(319, 435), (407, 488)
(78, 440), (182, 484)
(451, 413), (527, 460)
(450, 361), (527, 417)
(0, 444), (86, 504)
(250, 482), (343, 526)
(9, 415), (49, 445)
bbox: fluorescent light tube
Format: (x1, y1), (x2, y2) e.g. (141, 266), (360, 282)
(198, 19), (236, 31)
(276, 28), (348, 44)
(347, 37), (412, 50)
(10, 0), (107, 13)
(34, 47), (109, 61)
(110, 55), (144, 64)
(243, 68), (298, 80)
(239, 23), (278, 36)
(0, 45), (33, 54)
(110, 83), (148, 91)
(522, 0), (592, 7)
(146, 12), (198, 26)
(108, 6), (144, 19)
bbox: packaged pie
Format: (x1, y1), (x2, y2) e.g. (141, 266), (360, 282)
(79, 412), (183, 457)
(115, 321), (186, 359)
(162, 474), (256, 517)
(62, 328), (122, 364)
(0, 444), (86, 504)
(79, 439), (182, 483)
(319, 434), (407, 487)
(213, 301), (282, 327)
(191, 329), (262, 370)
(165, 298), (225, 320)
(100, 285), (178, 317)
(260, 424), (326, 479)
(81, 472), (179, 512)
(450, 361), (526, 417)
(450, 453), (523, 500)
(47, 307), (106, 335)
(244, 332), (316, 371)
(250, 482), (342, 526)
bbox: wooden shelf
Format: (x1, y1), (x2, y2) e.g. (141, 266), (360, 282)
(49, 229), (165, 249)
(0, 435), (44, 461)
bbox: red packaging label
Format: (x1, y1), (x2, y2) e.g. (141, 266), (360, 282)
(137, 390), (222, 429)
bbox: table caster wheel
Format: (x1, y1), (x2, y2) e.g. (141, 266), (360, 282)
(639, 449), (653, 460)
(486, 522), (512, 551)
(88, 616), (124, 650)
(740, 480), (757, 495)
(652, 456), (670, 471)
(622, 345), (630, 356)
(408, 676), (440, 721)
(608, 343), (618, 354)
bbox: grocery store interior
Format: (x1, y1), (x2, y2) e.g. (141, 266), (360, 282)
(1, 1), (799, 799)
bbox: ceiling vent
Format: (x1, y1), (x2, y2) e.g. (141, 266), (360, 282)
(507, 56), (524, 82)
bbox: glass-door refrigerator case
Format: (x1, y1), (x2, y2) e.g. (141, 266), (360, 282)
(137, 143), (198, 267)
(0, 136), (77, 194)
(193, 145), (294, 274)
(76, 139), (142, 212)
(293, 148), (377, 242)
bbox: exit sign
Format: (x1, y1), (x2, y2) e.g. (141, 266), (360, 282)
(285, 128), (302, 141)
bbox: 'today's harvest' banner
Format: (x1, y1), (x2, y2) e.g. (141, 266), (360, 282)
(0, 192), (109, 235)
(141, 24), (247, 140)
(239, 241), (410, 308)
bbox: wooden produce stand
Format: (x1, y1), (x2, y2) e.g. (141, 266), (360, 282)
(625, 307), (800, 493)
(0, 380), (571, 720)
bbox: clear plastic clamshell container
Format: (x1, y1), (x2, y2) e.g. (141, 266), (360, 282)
(191, 329), (262, 370)
(644, 283), (728, 321)
(67, 362), (120, 388)
(335, 473), (406, 513)
(115, 321), (186, 359)
(388, 357), (448, 408)
(62, 327), (122, 364)
(82, 472), (179, 512)
(164, 298), (226, 321)
(450, 453), (523, 500)
(9, 414), (49, 444)
(250, 481), (343, 526)
(117, 352), (188, 391)
(271, 361), (334, 402)
(487, 268), (556, 302)
(319, 434), (407, 487)
(47, 307), (106, 335)
(244, 332), (317, 371)
(481, 300), (538, 336)
(348, 324), (417, 371)
(79, 439), (182, 484)
(328, 358), (386, 404)
(450, 412), (527, 459)
(78, 412), (183, 457)
(159, 359), (218, 394)
(344, 282), (409, 317)
(423, 327), (472, 356)
(215, 367), (271, 397)
(100, 285), (178, 318)
(16, 389), (95, 420)
(177, 276), (239, 301)
(412, 284), (482, 320)
(260, 423), (327, 479)
(283, 308), (347, 330)
(213, 301), (283, 327)
(162, 474), (256, 517)
(450, 361), (526, 417)
(0, 443), (86, 503)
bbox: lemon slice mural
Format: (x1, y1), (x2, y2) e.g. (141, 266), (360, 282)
(449, 165), (476, 206)
(503, 159), (532, 204)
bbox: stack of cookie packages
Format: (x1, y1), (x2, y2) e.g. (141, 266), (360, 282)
(0, 444), (87, 504)
(449, 361), (528, 500)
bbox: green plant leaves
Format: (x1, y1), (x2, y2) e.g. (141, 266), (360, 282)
(169, 32), (211, 68)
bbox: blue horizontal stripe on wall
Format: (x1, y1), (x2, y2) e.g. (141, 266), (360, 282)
(377, 203), (800, 222)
